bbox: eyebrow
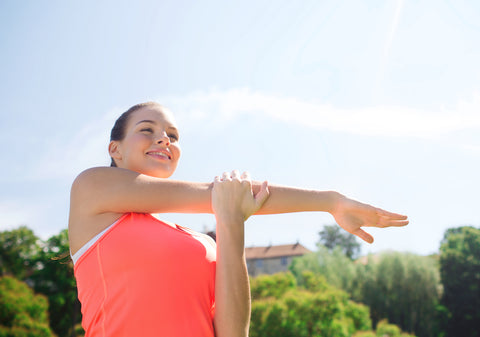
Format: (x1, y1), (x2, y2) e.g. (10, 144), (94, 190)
(135, 120), (179, 132)
(135, 119), (155, 125)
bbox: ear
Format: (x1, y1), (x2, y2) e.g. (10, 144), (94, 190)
(108, 141), (123, 162)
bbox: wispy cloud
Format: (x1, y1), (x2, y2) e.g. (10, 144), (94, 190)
(32, 87), (480, 181)
(160, 87), (480, 139)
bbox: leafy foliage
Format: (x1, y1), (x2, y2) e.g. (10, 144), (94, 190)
(290, 247), (440, 337)
(250, 271), (297, 299)
(250, 272), (371, 337)
(0, 227), (82, 337)
(355, 252), (440, 337)
(1, 223), (478, 337)
(0, 227), (41, 280)
(0, 276), (55, 337)
(290, 245), (358, 295)
(439, 226), (480, 337)
(30, 229), (81, 337)
(351, 319), (416, 337)
(318, 224), (361, 259)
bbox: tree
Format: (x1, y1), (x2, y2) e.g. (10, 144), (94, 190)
(352, 319), (416, 337)
(318, 224), (361, 259)
(249, 272), (372, 337)
(359, 252), (441, 337)
(439, 226), (480, 337)
(289, 245), (358, 295)
(0, 276), (55, 337)
(0, 227), (41, 279)
(290, 244), (440, 336)
(30, 229), (82, 337)
(0, 226), (83, 337)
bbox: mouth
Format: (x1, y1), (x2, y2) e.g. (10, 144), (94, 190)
(146, 150), (172, 160)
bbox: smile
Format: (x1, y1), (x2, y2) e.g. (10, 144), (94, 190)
(147, 151), (171, 160)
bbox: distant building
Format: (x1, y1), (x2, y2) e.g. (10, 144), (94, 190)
(245, 243), (311, 277)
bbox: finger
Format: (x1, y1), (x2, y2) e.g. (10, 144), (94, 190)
(241, 171), (251, 181)
(255, 181), (270, 208)
(212, 176), (221, 194)
(376, 208), (408, 220)
(222, 171), (231, 181)
(352, 228), (374, 244)
(379, 218), (410, 227)
(363, 217), (410, 228)
(231, 170), (241, 181)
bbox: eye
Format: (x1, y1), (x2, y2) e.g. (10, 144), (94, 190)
(168, 134), (179, 142)
(140, 127), (154, 133)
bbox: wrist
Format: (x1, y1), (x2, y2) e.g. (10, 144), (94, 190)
(327, 191), (345, 215)
(215, 217), (246, 255)
(215, 211), (245, 226)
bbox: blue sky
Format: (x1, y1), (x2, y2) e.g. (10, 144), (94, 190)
(1, 0), (479, 255)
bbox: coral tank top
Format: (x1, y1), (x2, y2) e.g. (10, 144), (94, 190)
(74, 213), (216, 337)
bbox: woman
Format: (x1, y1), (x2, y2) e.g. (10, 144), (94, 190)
(68, 101), (408, 337)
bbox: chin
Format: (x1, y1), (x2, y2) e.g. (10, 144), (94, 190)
(145, 168), (175, 179)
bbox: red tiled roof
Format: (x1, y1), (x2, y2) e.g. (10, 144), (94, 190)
(245, 243), (311, 260)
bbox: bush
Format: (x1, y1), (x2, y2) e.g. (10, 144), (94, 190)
(249, 272), (371, 337)
(0, 276), (55, 337)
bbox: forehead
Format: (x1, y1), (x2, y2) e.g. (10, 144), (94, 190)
(128, 105), (178, 129)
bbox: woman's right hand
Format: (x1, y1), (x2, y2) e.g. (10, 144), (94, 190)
(212, 170), (269, 224)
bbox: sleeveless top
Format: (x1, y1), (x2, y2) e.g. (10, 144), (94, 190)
(73, 212), (216, 337)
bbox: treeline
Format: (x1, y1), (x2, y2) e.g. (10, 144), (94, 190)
(0, 225), (479, 337)
(282, 225), (480, 337)
(250, 271), (413, 337)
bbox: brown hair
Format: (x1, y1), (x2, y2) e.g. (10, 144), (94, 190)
(109, 102), (162, 167)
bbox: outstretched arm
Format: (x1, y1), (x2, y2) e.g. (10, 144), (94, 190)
(70, 167), (408, 244)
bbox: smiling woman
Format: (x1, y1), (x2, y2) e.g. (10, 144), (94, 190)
(68, 101), (408, 337)
(108, 102), (180, 175)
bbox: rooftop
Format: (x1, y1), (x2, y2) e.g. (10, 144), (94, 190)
(245, 243), (311, 260)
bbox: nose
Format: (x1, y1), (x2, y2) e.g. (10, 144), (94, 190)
(156, 132), (171, 146)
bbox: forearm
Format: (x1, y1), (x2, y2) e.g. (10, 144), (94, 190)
(214, 218), (250, 337)
(253, 183), (341, 215)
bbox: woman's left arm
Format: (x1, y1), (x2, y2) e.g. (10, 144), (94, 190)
(212, 171), (269, 337)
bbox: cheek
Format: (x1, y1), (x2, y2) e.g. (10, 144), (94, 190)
(172, 144), (181, 159)
(127, 134), (152, 150)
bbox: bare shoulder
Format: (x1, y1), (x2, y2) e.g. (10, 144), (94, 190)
(70, 166), (138, 212)
(69, 167), (124, 255)
(71, 167), (118, 193)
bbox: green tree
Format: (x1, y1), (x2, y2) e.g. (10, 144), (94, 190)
(439, 226), (480, 337)
(250, 271), (297, 300)
(249, 272), (371, 337)
(0, 227), (41, 279)
(30, 229), (82, 337)
(290, 245), (440, 336)
(289, 245), (358, 296)
(359, 252), (441, 337)
(318, 224), (361, 259)
(352, 319), (416, 337)
(0, 276), (55, 337)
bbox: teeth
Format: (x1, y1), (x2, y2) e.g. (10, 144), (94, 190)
(149, 152), (169, 158)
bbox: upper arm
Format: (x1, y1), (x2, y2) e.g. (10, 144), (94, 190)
(70, 166), (213, 216)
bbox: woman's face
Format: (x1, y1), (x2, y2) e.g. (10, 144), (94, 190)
(109, 105), (181, 178)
